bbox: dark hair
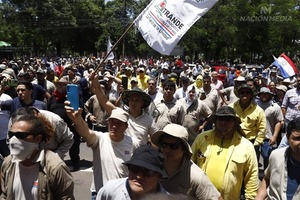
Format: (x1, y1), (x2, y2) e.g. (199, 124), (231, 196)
(17, 81), (33, 90)
(162, 80), (176, 90)
(17, 72), (31, 80)
(181, 77), (190, 84)
(147, 78), (157, 84)
(203, 75), (211, 81)
(11, 107), (36, 123)
(11, 108), (54, 142)
(287, 117), (300, 138)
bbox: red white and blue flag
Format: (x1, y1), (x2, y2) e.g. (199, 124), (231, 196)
(272, 53), (298, 78)
(134, 0), (218, 55)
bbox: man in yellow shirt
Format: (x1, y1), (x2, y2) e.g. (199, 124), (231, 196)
(191, 106), (259, 200)
(137, 66), (150, 90)
(229, 84), (266, 158)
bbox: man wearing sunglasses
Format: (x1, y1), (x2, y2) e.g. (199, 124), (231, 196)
(1, 113), (74, 199)
(191, 106), (259, 200)
(96, 145), (168, 200)
(229, 84), (266, 160)
(151, 123), (222, 199)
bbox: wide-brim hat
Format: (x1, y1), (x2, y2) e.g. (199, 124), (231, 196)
(210, 106), (241, 124)
(151, 124), (193, 158)
(122, 87), (152, 109)
(124, 145), (167, 178)
(276, 85), (287, 93)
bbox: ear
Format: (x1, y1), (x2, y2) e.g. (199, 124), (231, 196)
(34, 135), (43, 143)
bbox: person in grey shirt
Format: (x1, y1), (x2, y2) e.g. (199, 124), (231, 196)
(96, 145), (168, 200)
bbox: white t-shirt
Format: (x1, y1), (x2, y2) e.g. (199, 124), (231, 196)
(13, 162), (39, 200)
(125, 111), (157, 146)
(90, 132), (139, 192)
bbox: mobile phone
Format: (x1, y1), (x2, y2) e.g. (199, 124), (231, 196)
(67, 84), (79, 110)
(122, 76), (128, 90)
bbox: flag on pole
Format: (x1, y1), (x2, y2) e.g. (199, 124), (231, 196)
(134, 0), (218, 55)
(271, 53), (298, 78)
(107, 36), (114, 61)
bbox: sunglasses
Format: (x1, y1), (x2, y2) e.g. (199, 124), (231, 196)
(216, 117), (235, 121)
(239, 90), (252, 95)
(128, 165), (157, 177)
(8, 131), (33, 139)
(160, 141), (181, 150)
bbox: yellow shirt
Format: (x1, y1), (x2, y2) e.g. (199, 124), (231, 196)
(137, 74), (150, 91)
(191, 130), (259, 200)
(229, 101), (266, 145)
(206, 137), (231, 192)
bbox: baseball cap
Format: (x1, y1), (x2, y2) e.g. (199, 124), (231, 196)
(139, 67), (145, 72)
(108, 108), (129, 123)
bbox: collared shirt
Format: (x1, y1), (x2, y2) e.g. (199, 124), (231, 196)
(84, 95), (109, 129)
(161, 158), (220, 199)
(221, 86), (239, 105)
(155, 98), (184, 130)
(125, 110), (157, 146)
(199, 87), (220, 114)
(1, 148), (74, 200)
(176, 98), (212, 143)
(229, 101), (266, 145)
(191, 130), (259, 200)
(97, 178), (168, 200)
(137, 74), (150, 91)
(211, 80), (224, 91)
(282, 88), (300, 121)
(255, 100), (284, 141)
(174, 87), (187, 100)
(265, 147), (300, 200)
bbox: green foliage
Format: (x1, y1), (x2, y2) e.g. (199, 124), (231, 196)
(0, 0), (299, 64)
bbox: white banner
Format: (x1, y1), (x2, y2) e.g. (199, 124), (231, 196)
(134, 0), (218, 55)
(107, 36), (114, 60)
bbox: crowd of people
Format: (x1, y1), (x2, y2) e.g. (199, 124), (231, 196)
(0, 56), (299, 199)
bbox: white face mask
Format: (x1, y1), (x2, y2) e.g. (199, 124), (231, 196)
(8, 136), (38, 162)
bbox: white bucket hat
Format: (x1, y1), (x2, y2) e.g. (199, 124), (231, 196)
(151, 124), (192, 158)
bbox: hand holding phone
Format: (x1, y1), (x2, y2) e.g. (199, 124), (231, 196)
(67, 84), (79, 110)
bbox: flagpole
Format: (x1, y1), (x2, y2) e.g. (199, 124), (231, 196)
(95, 22), (135, 73)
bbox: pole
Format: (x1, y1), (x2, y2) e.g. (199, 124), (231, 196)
(95, 21), (135, 73)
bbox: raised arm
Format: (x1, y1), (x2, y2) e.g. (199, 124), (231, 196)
(65, 102), (97, 146)
(90, 72), (116, 115)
